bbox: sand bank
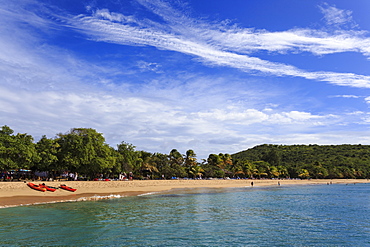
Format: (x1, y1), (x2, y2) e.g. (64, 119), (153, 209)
(0, 179), (368, 208)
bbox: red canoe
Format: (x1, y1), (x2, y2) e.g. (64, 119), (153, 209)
(60, 184), (77, 192)
(39, 184), (57, 192)
(27, 182), (47, 192)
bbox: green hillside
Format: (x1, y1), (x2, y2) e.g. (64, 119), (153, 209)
(231, 144), (370, 179)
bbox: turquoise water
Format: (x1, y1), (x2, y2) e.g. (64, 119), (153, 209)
(1, 183), (369, 246)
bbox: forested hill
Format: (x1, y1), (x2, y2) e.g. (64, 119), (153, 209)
(231, 144), (370, 179)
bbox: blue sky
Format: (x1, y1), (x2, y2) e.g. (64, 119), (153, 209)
(1, 0), (370, 159)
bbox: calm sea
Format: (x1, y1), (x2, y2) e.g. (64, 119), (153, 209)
(0, 183), (369, 246)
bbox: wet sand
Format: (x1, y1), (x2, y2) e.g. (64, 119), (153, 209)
(1, 179), (368, 208)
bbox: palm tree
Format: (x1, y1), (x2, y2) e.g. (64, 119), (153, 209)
(189, 165), (204, 179)
(253, 161), (269, 178)
(141, 162), (159, 179)
(298, 168), (310, 179)
(184, 149), (197, 172)
(218, 153), (233, 170)
(169, 149), (184, 167)
(269, 166), (280, 178)
(239, 161), (257, 178)
(277, 165), (289, 178)
(229, 160), (243, 178)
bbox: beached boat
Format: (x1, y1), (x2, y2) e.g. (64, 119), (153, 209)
(60, 184), (77, 192)
(39, 184), (57, 192)
(27, 182), (47, 192)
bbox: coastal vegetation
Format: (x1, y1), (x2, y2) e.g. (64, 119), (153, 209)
(1, 125), (370, 180)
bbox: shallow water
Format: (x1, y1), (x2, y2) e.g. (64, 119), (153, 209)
(1, 183), (369, 246)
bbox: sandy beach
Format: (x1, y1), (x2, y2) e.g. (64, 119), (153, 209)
(0, 179), (368, 208)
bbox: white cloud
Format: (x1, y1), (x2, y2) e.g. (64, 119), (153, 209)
(93, 8), (134, 23)
(2, 0), (370, 158)
(331, 95), (362, 98)
(136, 61), (162, 72)
(318, 3), (358, 28)
(6, 1), (369, 88)
(52, 2), (370, 88)
(133, 0), (368, 56)
(196, 108), (334, 126)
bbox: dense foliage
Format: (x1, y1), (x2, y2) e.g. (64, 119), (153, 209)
(1, 125), (370, 180)
(232, 144), (370, 179)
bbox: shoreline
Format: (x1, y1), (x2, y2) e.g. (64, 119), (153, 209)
(1, 179), (368, 208)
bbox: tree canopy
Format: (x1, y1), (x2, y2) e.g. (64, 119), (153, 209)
(1, 125), (370, 180)
(232, 144), (370, 179)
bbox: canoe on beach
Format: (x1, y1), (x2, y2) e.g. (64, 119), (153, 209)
(27, 183), (47, 192)
(39, 184), (57, 192)
(60, 184), (77, 192)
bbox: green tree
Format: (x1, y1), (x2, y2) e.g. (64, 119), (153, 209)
(184, 149), (197, 177)
(262, 149), (281, 167)
(207, 154), (222, 168)
(242, 161), (258, 178)
(0, 126), (39, 170)
(168, 149), (186, 177)
(151, 153), (171, 179)
(0, 125), (14, 136)
(298, 168), (310, 179)
(269, 166), (280, 178)
(0, 125), (16, 170)
(253, 161), (269, 178)
(184, 149), (197, 168)
(205, 154), (225, 178)
(189, 165), (204, 179)
(135, 151), (159, 179)
(310, 162), (329, 178)
(35, 135), (59, 171)
(169, 149), (184, 166)
(116, 142), (140, 174)
(277, 165), (289, 178)
(229, 159), (243, 178)
(219, 153), (233, 169)
(56, 128), (115, 178)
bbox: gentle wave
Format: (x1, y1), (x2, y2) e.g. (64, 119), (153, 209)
(0, 194), (126, 208)
(137, 191), (161, 196)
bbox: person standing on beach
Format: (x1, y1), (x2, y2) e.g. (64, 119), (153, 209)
(251, 181), (254, 186)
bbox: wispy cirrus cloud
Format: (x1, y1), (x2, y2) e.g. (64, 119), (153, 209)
(8, 0), (366, 88)
(196, 108), (334, 125)
(136, 0), (369, 56)
(50, 1), (370, 88)
(318, 2), (358, 29)
(331, 95), (362, 98)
